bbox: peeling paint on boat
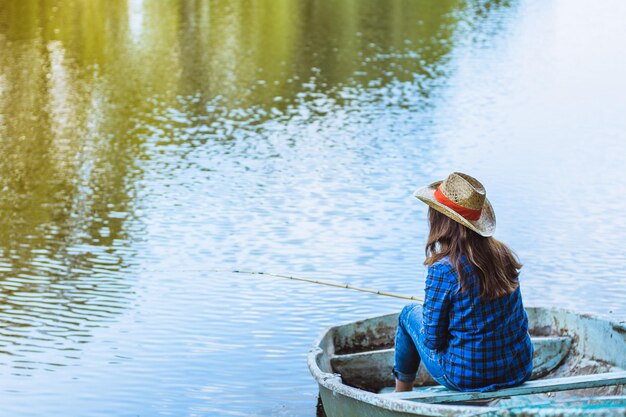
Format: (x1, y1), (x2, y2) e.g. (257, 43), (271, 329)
(308, 306), (626, 417)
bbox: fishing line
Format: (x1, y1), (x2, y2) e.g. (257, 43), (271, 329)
(146, 268), (423, 302)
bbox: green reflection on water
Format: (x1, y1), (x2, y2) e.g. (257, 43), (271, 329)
(0, 0), (507, 365)
(0, 0), (461, 270)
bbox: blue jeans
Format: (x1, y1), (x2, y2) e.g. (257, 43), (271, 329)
(393, 304), (460, 390)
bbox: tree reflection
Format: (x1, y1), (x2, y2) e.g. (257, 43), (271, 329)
(0, 0), (512, 370)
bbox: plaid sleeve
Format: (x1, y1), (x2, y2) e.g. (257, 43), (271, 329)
(422, 263), (452, 350)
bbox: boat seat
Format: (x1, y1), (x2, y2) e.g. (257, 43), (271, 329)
(383, 371), (626, 404)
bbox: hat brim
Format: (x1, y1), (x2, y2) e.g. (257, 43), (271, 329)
(413, 181), (496, 237)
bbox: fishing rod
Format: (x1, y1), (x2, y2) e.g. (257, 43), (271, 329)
(232, 270), (424, 302)
(149, 268), (423, 302)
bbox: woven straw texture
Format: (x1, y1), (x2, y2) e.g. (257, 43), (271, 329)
(413, 172), (496, 237)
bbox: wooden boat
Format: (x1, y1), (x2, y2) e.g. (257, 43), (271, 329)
(308, 306), (626, 416)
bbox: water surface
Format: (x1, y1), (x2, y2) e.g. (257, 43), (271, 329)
(0, 0), (625, 415)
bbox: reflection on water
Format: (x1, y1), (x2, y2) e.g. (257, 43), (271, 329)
(0, 0), (461, 368)
(0, 0), (625, 415)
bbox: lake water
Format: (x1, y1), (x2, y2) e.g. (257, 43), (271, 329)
(1, 0), (625, 415)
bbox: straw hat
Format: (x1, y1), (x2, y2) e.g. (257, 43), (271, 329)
(413, 172), (496, 237)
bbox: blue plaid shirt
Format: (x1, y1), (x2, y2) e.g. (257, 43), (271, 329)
(421, 257), (533, 391)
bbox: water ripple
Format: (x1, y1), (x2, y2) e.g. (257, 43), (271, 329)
(1, 0), (626, 416)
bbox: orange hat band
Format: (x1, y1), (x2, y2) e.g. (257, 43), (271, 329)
(434, 187), (482, 221)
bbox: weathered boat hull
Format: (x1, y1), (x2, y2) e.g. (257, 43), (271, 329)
(308, 306), (626, 417)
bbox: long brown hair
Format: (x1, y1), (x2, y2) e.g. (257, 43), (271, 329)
(424, 207), (521, 300)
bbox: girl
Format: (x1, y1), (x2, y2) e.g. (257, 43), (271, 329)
(393, 172), (533, 392)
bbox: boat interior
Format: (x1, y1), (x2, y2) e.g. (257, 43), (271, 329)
(316, 307), (626, 409)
